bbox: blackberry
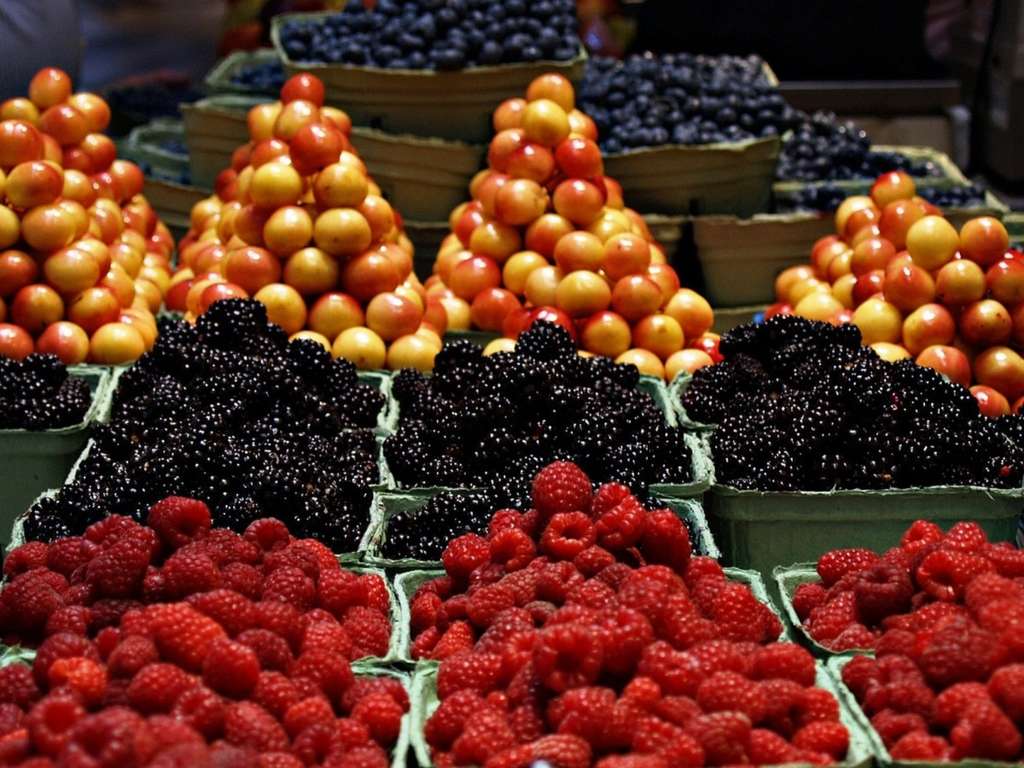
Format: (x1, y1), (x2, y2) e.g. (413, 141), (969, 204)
(21, 499), (76, 543)
(195, 298), (268, 349)
(516, 321), (576, 361)
(381, 491), (497, 561)
(0, 354), (90, 430)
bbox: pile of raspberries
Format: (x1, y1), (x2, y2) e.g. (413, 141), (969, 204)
(793, 520), (1024, 762)
(410, 461), (853, 767)
(0, 497), (403, 766)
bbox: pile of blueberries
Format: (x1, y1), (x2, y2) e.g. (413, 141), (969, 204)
(277, 0), (580, 70)
(229, 57), (286, 93)
(778, 183), (988, 214)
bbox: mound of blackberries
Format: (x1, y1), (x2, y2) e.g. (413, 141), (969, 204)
(383, 322), (692, 504)
(0, 354), (92, 431)
(381, 490), (498, 561)
(683, 315), (1024, 491)
(278, 0), (580, 71)
(22, 300), (384, 550)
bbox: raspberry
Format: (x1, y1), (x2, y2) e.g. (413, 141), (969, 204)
(127, 663), (196, 713)
(852, 562), (912, 625)
(262, 566), (316, 611)
(749, 728), (798, 765)
(552, 687), (615, 746)
(532, 461), (593, 518)
(44, 537), (99, 579)
(254, 600), (303, 650)
(884, 600), (968, 633)
(594, 757), (667, 768)
(32, 633), (97, 688)
(817, 548), (879, 587)
(943, 521), (989, 552)
(915, 549), (994, 602)
(173, 685), (226, 739)
(839, 656), (881, 699)
(705, 581), (779, 644)
(684, 711), (751, 765)
(85, 537), (152, 599)
(594, 494), (647, 551)
(631, 717), (689, 758)
(601, 608), (654, 678)
(539, 512), (595, 561)
(689, 640), (748, 677)
(488, 527), (536, 572)
(186, 589), (256, 637)
(950, 700), (1022, 761)
(243, 518), (292, 552)
(282, 696), (334, 738)
(290, 722), (341, 765)
(223, 701), (289, 752)
(442, 534), (491, 582)
(965, 572), (1024, 614)
(236, 629), (294, 672)
(985, 544), (1024, 578)
(436, 652), (502, 699)
(793, 721), (849, 759)
(25, 694), (85, 756)
(147, 603), (226, 672)
(697, 671), (768, 722)
(573, 546), (615, 578)
(203, 529), (261, 567)
(343, 605), (391, 658)
(759, 679), (803, 736)
(637, 641), (701, 697)
(290, 649), (354, 702)
(792, 582), (828, 621)
(342, 676), (409, 714)
(428, 622), (476, 661)
(302, 621), (353, 657)
(0, 665), (39, 709)
(529, 734), (591, 768)
(467, 583), (517, 630)
(47, 657), (106, 707)
(890, 732), (953, 760)
(202, 637), (260, 699)
(1, 570), (65, 637)
(988, 665), (1024, 723)
(410, 591), (443, 634)
(639, 509), (692, 574)
(536, 561), (584, 604)
(3, 542), (48, 579)
(251, 672), (301, 719)
(869, 710), (928, 748)
(797, 687), (841, 726)
(917, 617), (1003, 688)
(807, 592), (858, 643)
(751, 643), (816, 686)
(832, 623), (878, 651)
(533, 623), (603, 693)
(64, 706), (145, 765)
(900, 520), (943, 553)
(327, 745), (389, 768)
(221, 563), (263, 599)
(44, 605), (91, 637)
(147, 496), (212, 551)
(352, 691), (404, 746)
(425, 690), (484, 750)
(360, 574), (390, 614)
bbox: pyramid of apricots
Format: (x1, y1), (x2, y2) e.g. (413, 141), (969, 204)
(428, 73), (718, 381)
(177, 73), (439, 371)
(0, 68), (174, 365)
(772, 170), (1024, 416)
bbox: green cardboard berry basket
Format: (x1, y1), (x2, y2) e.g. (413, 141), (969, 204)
(204, 49), (284, 97)
(773, 564), (873, 658)
(667, 371), (716, 432)
(0, 367), (113, 549)
(270, 12), (587, 144)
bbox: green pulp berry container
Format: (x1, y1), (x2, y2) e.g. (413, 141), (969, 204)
(0, 367), (112, 548)
(773, 564), (874, 657)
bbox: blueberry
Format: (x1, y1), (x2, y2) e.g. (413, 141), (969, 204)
(433, 48), (466, 71)
(479, 40), (503, 65)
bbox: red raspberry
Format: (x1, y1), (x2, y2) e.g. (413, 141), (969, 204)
(3, 542), (48, 579)
(797, 687), (841, 726)
(793, 721), (849, 759)
(220, 563), (263, 599)
(639, 509), (692, 574)
(263, 544), (321, 579)
(817, 548), (879, 587)
(0, 665), (37, 709)
(293, 537), (339, 572)
(552, 686), (615, 746)
(47, 657), (106, 707)
(424, 690), (483, 749)
(915, 549), (994, 602)
(533, 623), (603, 693)
(965, 572), (1024, 614)
(985, 543), (1024, 578)
(989, 664), (1024, 722)
(684, 711), (751, 765)
(442, 534), (491, 582)
(44, 537), (99, 578)
(529, 734), (591, 768)
(411, 627), (440, 659)
(83, 515), (137, 545)
(594, 494), (647, 551)
(532, 461), (593, 518)
(890, 732), (953, 760)
(637, 641), (701, 697)
(32, 633), (97, 688)
(327, 745), (389, 768)
(186, 589), (256, 636)
(592, 482), (633, 518)
(243, 518), (292, 552)
(918, 617), (1003, 688)
(792, 582), (828, 621)
(64, 706), (146, 764)
(291, 649), (354, 702)
(257, 752), (304, 768)
(705, 581), (780, 643)
(147, 603), (226, 672)
(436, 652), (502, 699)
(831, 623), (878, 651)
(467, 583), (517, 629)
(360, 574), (390, 614)
(884, 600), (968, 633)
(540, 512), (596, 561)
(683, 557), (724, 589)
(282, 696), (334, 738)
(536, 561), (584, 604)
(567, 578), (615, 610)
(943, 521), (989, 551)
(870, 710), (928, 748)
(224, 701), (289, 752)
(302, 621), (353, 657)
(290, 722), (341, 765)
(84, 537), (152, 599)
(315, 568), (365, 617)
(840, 656), (881, 699)
(697, 670), (768, 722)
(251, 672), (301, 720)
(653, 695), (701, 729)
(424, 621), (473, 661)
(352, 691), (404, 746)
(750, 643), (816, 686)
(254, 600), (303, 650)
(488, 527), (536, 572)
(488, 509), (526, 537)
(631, 716), (689, 759)
(573, 546), (615, 577)
(1, 570), (65, 637)
(343, 605), (391, 658)
(44, 605), (91, 637)
(951, 700), (1022, 761)
(173, 685), (226, 739)
(900, 520), (943, 553)
(147, 496), (212, 551)
(689, 639), (748, 677)
(261, 565), (316, 610)
(410, 590), (442, 634)
(25, 694), (85, 756)
(202, 637), (260, 699)
(202, 529), (261, 567)
(127, 663), (196, 713)
(760, 678), (803, 736)
(807, 592), (859, 643)
(853, 562), (913, 625)
(342, 676), (409, 714)
(749, 728), (799, 765)
(236, 629), (294, 672)
(601, 607), (654, 678)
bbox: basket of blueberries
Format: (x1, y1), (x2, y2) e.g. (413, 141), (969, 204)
(270, 0), (587, 143)
(205, 48), (287, 97)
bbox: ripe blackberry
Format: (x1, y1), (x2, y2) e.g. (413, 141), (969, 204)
(21, 498), (77, 543)
(0, 355), (90, 430)
(381, 491), (497, 561)
(195, 298), (269, 350)
(516, 321), (576, 361)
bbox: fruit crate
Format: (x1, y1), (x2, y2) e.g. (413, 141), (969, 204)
(349, 127), (484, 222)
(773, 145), (970, 197)
(395, 565), (772, 673)
(271, 12), (588, 144)
(181, 95), (265, 188)
(712, 304), (768, 335)
(773, 564), (871, 658)
(403, 219), (450, 281)
(0, 368), (113, 550)
(410, 657), (873, 768)
(205, 48), (284, 97)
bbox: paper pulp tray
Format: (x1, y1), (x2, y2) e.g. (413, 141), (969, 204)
(0, 368), (112, 549)
(603, 133), (781, 218)
(205, 49), (284, 97)
(396, 565), (772, 675)
(773, 564), (873, 658)
(693, 211), (832, 307)
(706, 483), (1023, 581)
(773, 144), (970, 196)
(181, 95), (265, 188)
(349, 127), (484, 222)
(349, 661), (415, 768)
(827, 655), (1017, 768)
(271, 12), (587, 144)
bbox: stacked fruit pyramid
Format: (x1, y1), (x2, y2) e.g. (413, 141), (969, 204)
(177, 73), (446, 373)
(772, 170), (1024, 414)
(429, 73), (719, 381)
(0, 68), (174, 365)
